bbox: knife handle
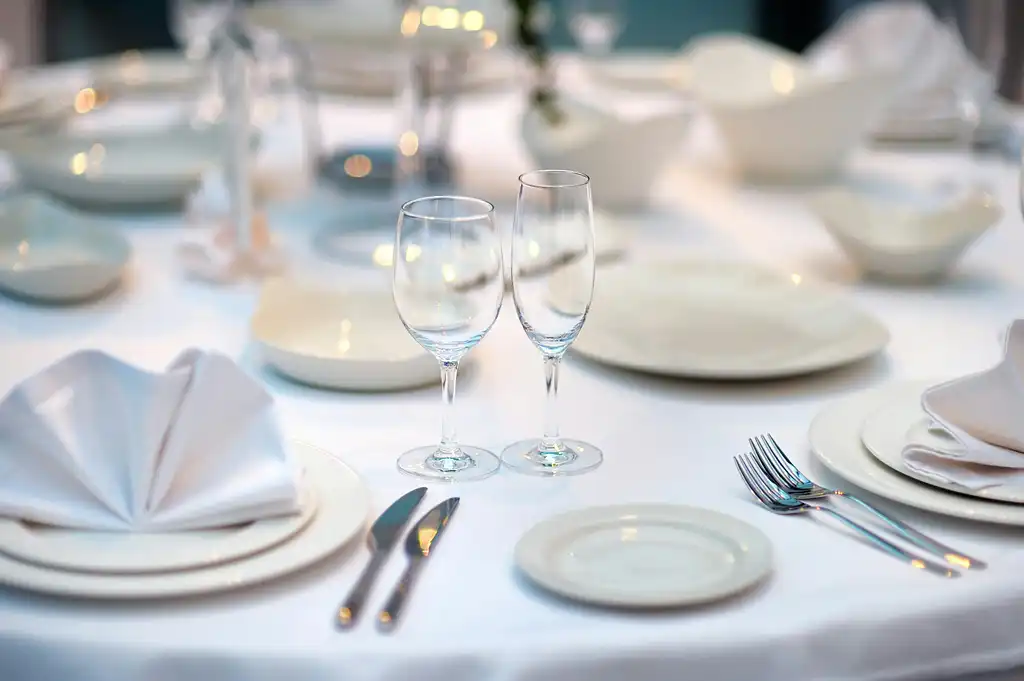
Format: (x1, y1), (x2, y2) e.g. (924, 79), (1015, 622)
(336, 551), (386, 629)
(377, 559), (424, 633)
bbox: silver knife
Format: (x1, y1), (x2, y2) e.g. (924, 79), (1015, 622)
(335, 487), (427, 629)
(377, 497), (460, 632)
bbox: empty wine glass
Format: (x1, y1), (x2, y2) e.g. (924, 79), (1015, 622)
(171, 0), (233, 61)
(503, 170), (601, 476)
(392, 196), (504, 481)
(567, 0), (625, 55)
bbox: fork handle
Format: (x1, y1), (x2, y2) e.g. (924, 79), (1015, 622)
(837, 492), (986, 570)
(810, 505), (960, 578)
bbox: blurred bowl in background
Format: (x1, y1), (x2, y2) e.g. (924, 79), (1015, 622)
(685, 34), (899, 182)
(521, 96), (691, 210)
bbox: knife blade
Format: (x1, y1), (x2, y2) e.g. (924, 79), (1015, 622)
(335, 486), (428, 629)
(377, 497), (460, 632)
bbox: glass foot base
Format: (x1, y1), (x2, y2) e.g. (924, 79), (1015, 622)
(501, 439), (603, 477)
(397, 445), (500, 482)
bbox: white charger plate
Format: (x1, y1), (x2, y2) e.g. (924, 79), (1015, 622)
(860, 384), (1024, 504)
(566, 259), (889, 380)
(0, 442), (370, 598)
(0, 195), (131, 302)
(810, 382), (1024, 526)
(515, 504), (772, 608)
(251, 279), (438, 391)
(0, 478), (317, 574)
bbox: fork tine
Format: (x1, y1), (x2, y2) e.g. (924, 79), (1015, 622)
(766, 433), (805, 479)
(738, 453), (786, 503)
(750, 436), (794, 488)
(755, 435), (802, 488)
(734, 455), (774, 508)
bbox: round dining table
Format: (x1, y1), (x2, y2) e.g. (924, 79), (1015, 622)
(2, 53), (1024, 681)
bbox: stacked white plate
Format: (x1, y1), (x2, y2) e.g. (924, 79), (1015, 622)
(810, 381), (1024, 526)
(562, 259), (889, 380)
(0, 442), (371, 598)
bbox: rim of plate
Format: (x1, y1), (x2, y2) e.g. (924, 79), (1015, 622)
(0, 441), (371, 598)
(515, 503), (773, 608)
(809, 381), (1024, 525)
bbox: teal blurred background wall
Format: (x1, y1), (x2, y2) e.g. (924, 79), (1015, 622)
(545, 0), (757, 50)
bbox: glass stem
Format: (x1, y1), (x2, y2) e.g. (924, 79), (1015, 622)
(541, 354), (562, 452)
(438, 360), (460, 456)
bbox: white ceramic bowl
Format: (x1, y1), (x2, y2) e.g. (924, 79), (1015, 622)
(4, 123), (221, 207)
(685, 34), (899, 181)
(0, 195), (131, 302)
(808, 181), (1001, 282)
(251, 279), (439, 392)
(521, 97), (691, 209)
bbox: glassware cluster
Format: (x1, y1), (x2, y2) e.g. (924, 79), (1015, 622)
(391, 171), (603, 482)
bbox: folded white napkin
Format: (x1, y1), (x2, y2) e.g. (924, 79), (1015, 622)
(0, 349), (302, 531)
(807, 1), (995, 127)
(902, 320), (1024, 491)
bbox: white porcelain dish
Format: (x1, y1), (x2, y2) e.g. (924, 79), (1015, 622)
(5, 124), (221, 206)
(0, 195), (131, 302)
(563, 259), (889, 380)
(515, 504), (772, 608)
(587, 55), (691, 94)
(521, 96), (691, 209)
(251, 278), (439, 391)
(0, 442), (370, 598)
(86, 50), (203, 97)
(810, 382), (1024, 526)
(684, 34), (898, 181)
(809, 181), (1001, 282)
(0, 474), (318, 574)
(860, 385), (1024, 504)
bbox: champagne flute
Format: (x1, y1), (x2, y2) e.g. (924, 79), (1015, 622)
(503, 170), (602, 476)
(392, 196), (504, 481)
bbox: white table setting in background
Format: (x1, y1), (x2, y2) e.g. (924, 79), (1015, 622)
(4, 42), (1024, 681)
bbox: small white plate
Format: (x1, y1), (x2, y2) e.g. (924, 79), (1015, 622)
(86, 50), (204, 97)
(809, 181), (1000, 282)
(5, 124), (220, 206)
(860, 385), (1024, 504)
(810, 382), (1024, 526)
(515, 504), (772, 608)
(0, 195), (131, 302)
(566, 259), (889, 380)
(0, 475), (318, 574)
(251, 279), (438, 391)
(588, 56), (691, 94)
(0, 442), (370, 598)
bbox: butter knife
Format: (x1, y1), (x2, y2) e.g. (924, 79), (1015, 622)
(336, 487), (427, 629)
(377, 497), (460, 632)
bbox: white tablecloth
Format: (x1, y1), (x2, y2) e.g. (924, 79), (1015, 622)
(2, 56), (1024, 681)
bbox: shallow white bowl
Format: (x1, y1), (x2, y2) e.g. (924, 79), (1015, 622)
(809, 181), (1001, 282)
(685, 34), (899, 181)
(251, 279), (439, 392)
(521, 97), (691, 209)
(0, 195), (131, 302)
(4, 123), (221, 207)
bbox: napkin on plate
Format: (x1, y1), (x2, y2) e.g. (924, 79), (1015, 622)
(902, 320), (1024, 490)
(0, 349), (303, 531)
(806, 1), (996, 130)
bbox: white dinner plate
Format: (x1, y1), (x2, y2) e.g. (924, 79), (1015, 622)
(6, 124), (220, 206)
(860, 384), (1024, 504)
(0, 478), (318, 575)
(0, 442), (370, 598)
(515, 504), (772, 608)
(0, 195), (131, 302)
(564, 259), (889, 380)
(251, 278), (438, 391)
(86, 51), (204, 97)
(810, 381), (1024, 526)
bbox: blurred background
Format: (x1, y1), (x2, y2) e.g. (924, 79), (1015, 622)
(0, 0), (985, 66)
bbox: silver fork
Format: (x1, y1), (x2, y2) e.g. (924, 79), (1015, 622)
(735, 453), (960, 578)
(750, 434), (985, 571)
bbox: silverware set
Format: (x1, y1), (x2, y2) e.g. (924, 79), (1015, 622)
(736, 434), (985, 577)
(336, 487), (460, 632)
